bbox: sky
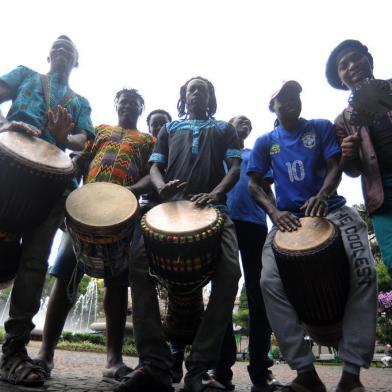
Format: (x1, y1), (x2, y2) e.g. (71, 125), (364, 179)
(1, 0), (391, 264)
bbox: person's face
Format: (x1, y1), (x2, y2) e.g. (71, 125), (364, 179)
(148, 113), (170, 137)
(116, 93), (143, 124)
(337, 51), (373, 90)
(272, 90), (301, 123)
(185, 79), (210, 115)
(48, 39), (78, 73)
(231, 116), (252, 141)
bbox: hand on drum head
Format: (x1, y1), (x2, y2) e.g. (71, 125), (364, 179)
(189, 192), (220, 207)
(300, 195), (328, 217)
(7, 121), (42, 137)
(270, 209), (301, 232)
(48, 105), (74, 146)
(158, 179), (187, 200)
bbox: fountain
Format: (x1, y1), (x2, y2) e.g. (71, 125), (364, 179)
(0, 278), (100, 335)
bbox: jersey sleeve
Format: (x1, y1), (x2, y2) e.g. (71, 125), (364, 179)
(247, 134), (271, 176)
(149, 124), (169, 167)
(318, 119), (341, 161)
(224, 123), (242, 160)
(0, 65), (34, 97)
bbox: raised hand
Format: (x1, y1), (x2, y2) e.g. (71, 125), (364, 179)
(48, 105), (74, 146)
(158, 180), (187, 200)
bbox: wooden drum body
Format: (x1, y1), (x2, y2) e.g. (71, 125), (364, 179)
(0, 131), (74, 232)
(272, 217), (350, 346)
(141, 200), (225, 344)
(66, 182), (138, 278)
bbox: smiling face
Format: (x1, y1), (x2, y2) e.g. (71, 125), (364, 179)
(272, 89), (302, 124)
(185, 78), (210, 117)
(116, 93), (143, 125)
(231, 115), (252, 141)
(48, 38), (78, 74)
(337, 51), (373, 90)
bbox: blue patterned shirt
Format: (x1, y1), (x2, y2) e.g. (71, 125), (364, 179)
(0, 65), (95, 147)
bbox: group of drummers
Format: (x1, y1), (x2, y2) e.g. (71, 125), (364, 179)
(0, 35), (391, 392)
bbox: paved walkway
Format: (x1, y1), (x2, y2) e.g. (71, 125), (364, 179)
(0, 345), (390, 391)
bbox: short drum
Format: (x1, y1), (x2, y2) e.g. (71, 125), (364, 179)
(272, 217), (350, 345)
(0, 131), (75, 232)
(65, 182), (138, 278)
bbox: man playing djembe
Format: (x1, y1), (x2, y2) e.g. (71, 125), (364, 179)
(248, 81), (377, 392)
(0, 35), (94, 387)
(117, 76), (242, 392)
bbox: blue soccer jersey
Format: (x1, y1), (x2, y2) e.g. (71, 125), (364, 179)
(247, 118), (346, 215)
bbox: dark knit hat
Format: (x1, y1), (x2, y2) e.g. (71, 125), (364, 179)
(326, 39), (373, 90)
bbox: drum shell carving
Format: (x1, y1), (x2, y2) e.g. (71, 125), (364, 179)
(0, 132), (74, 232)
(272, 219), (350, 328)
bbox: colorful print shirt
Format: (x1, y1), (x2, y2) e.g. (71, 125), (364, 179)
(0, 65), (95, 146)
(81, 125), (155, 186)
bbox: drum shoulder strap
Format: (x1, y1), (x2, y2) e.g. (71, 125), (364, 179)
(41, 74), (77, 111)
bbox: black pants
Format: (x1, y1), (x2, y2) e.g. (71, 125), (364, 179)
(214, 220), (273, 384)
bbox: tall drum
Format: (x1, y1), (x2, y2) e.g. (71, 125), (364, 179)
(0, 131), (75, 232)
(272, 217), (350, 346)
(141, 200), (225, 344)
(66, 182), (138, 278)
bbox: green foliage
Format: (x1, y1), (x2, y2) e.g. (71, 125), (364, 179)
(376, 261), (392, 292)
(233, 308), (249, 336)
(58, 331), (137, 356)
(376, 316), (392, 345)
(239, 284), (248, 310)
(269, 345), (281, 359)
(0, 328), (4, 343)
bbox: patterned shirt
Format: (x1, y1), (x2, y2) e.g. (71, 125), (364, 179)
(81, 125), (155, 186)
(0, 65), (95, 146)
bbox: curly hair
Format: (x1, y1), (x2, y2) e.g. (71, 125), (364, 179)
(114, 88), (145, 111)
(177, 76), (217, 118)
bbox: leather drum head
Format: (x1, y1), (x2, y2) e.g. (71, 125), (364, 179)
(0, 131), (74, 173)
(274, 217), (335, 253)
(145, 200), (217, 235)
(66, 182), (138, 228)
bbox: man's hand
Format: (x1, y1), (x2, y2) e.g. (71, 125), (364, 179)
(157, 180), (187, 200)
(7, 121), (41, 137)
(300, 195), (328, 217)
(48, 105), (74, 146)
(341, 132), (361, 160)
(270, 209), (301, 232)
(190, 192), (221, 207)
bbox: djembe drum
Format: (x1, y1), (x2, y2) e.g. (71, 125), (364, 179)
(0, 131), (75, 232)
(141, 200), (225, 344)
(272, 217), (350, 347)
(65, 182), (138, 279)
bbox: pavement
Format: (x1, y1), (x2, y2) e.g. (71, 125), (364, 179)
(0, 344), (390, 391)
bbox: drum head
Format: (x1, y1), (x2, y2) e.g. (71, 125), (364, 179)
(66, 182), (138, 228)
(0, 131), (74, 172)
(274, 217), (335, 253)
(145, 200), (217, 235)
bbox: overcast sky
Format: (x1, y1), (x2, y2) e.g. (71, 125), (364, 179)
(1, 0), (390, 263)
